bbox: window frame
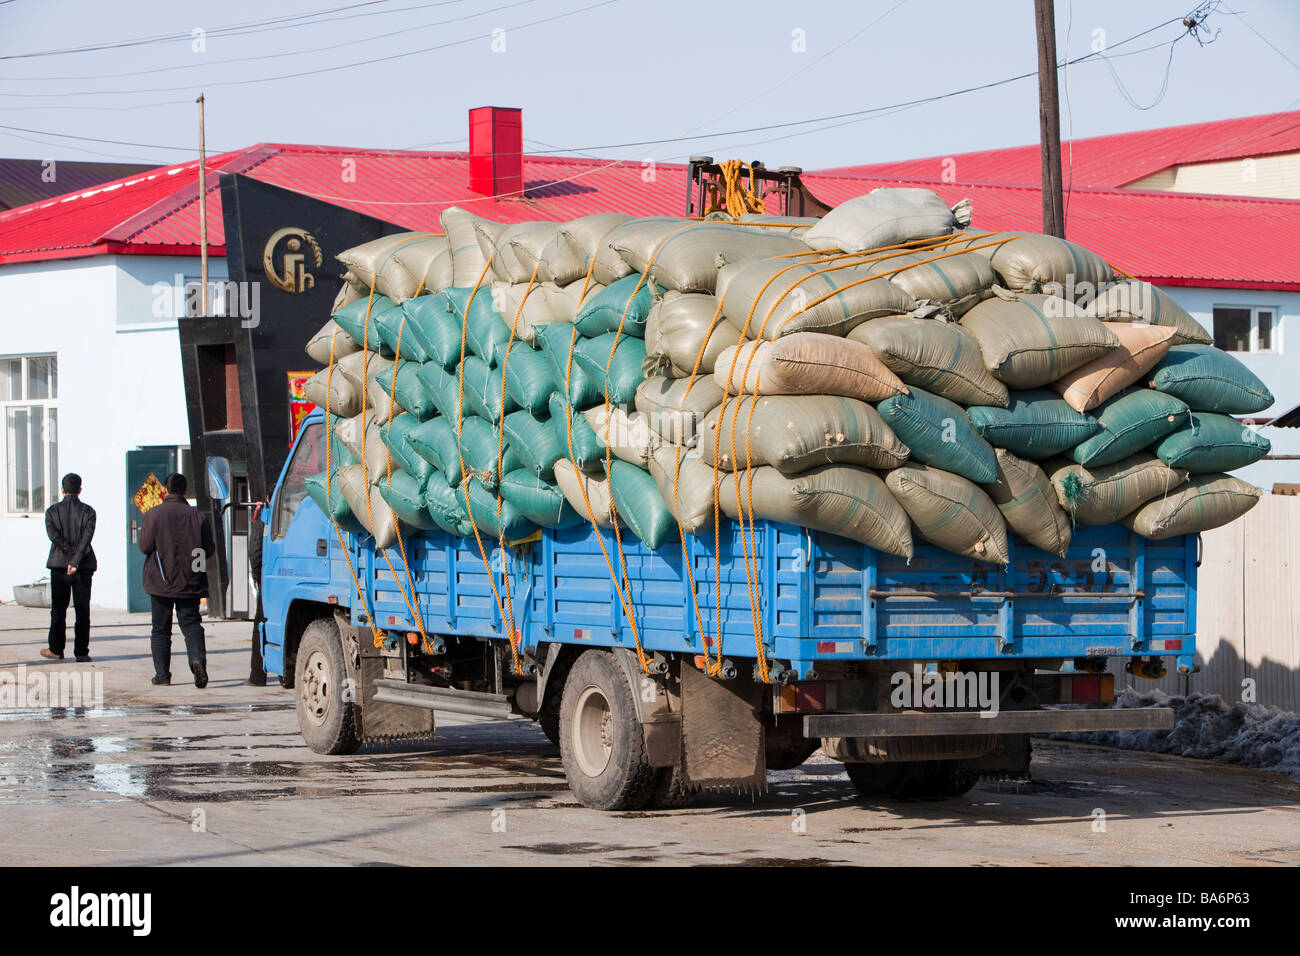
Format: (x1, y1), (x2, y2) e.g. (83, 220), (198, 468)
(272, 420), (324, 540)
(1, 353), (59, 517)
(1212, 304), (1280, 355)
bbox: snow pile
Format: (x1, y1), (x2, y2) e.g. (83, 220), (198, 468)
(1055, 688), (1300, 779)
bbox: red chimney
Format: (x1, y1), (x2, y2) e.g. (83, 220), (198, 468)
(468, 106), (523, 198)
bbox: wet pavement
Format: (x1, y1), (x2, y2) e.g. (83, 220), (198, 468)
(2, 604), (1298, 866)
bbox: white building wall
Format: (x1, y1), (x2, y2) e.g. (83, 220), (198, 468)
(0, 254), (226, 609)
(1159, 285), (1300, 491)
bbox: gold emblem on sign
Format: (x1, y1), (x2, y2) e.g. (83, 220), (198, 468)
(262, 227), (323, 294)
(133, 473), (166, 514)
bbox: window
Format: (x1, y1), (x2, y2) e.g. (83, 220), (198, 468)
(272, 421), (323, 540)
(1214, 306), (1277, 353)
(1, 355), (58, 514)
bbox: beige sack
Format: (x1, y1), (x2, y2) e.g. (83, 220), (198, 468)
(1047, 454), (1188, 525)
(543, 213), (633, 286)
(849, 315), (1009, 407)
(648, 444), (715, 534)
(716, 258), (916, 339)
(636, 375), (725, 446)
(886, 464), (1010, 564)
(717, 464), (914, 558)
(1084, 279), (1213, 346)
(984, 449), (1072, 557)
(554, 459), (618, 528)
(1052, 323), (1176, 412)
(713, 333), (907, 403)
(1122, 474), (1261, 539)
(865, 250), (996, 316)
(584, 406), (662, 468)
(440, 207), (503, 287)
(336, 464), (399, 549)
(701, 394), (909, 474)
(961, 290), (1119, 389)
(306, 319), (362, 364)
(644, 291), (740, 378)
(614, 223), (808, 295)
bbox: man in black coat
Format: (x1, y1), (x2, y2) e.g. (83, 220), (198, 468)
(42, 473), (97, 662)
(139, 472), (216, 687)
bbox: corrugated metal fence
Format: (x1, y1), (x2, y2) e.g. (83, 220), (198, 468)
(1113, 494), (1300, 712)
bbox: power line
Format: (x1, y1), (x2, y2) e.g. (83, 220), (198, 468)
(0, 0), (405, 61)
(1221, 3), (1300, 73)
(0, 0), (620, 97)
(2, 0), (515, 84)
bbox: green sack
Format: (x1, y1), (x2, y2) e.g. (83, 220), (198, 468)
(503, 409), (565, 480)
(574, 273), (654, 337)
(502, 342), (559, 415)
(1155, 413), (1271, 474)
(967, 390), (1101, 460)
(332, 295), (400, 353)
(460, 355), (516, 423)
(608, 459), (677, 550)
(415, 361), (467, 422)
(378, 470), (436, 530)
(425, 473), (474, 538)
(549, 393), (605, 470)
(499, 469), (583, 529)
(1122, 473), (1261, 539)
(535, 323), (603, 406)
(379, 412), (433, 480)
(401, 296), (465, 370)
(877, 386), (997, 484)
(305, 471), (355, 525)
(373, 304), (428, 363)
(1069, 389), (1189, 467)
(376, 360), (437, 421)
(458, 416), (522, 488)
(1149, 344), (1274, 414)
(407, 416), (463, 486)
(441, 287), (511, 367)
(572, 332), (647, 406)
(464, 478), (538, 542)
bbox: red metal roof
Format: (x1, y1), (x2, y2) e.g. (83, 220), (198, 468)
(820, 110), (1300, 189)
(0, 158), (155, 212)
(0, 138), (1297, 289)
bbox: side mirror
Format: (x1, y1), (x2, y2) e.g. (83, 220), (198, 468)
(206, 456), (232, 503)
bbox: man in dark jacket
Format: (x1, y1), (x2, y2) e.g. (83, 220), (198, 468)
(139, 472), (216, 687)
(42, 473), (97, 662)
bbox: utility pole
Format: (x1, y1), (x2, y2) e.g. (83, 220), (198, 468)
(197, 92), (209, 316)
(1035, 0), (1065, 238)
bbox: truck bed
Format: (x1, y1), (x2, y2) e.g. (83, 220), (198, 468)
(263, 493), (1197, 679)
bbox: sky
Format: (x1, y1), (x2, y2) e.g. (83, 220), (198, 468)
(0, 0), (1297, 173)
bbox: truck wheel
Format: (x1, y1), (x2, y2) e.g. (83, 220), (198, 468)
(538, 714), (561, 748)
(559, 651), (657, 811)
(846, 760), (977, 800)
(646, 765), (695, 808)
(295, 618), (359, 756)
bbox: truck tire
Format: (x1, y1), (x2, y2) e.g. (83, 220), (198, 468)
(538, 714), (561, 748)
(559, 650), (658, 811)
(845, 760), (978, 800)
(295, 618), (360, 756)
(646, 765), (695, 808)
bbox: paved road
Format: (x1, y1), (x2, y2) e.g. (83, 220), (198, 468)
(1, 604), (1297, 866)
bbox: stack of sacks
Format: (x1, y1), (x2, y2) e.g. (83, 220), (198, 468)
(298, 186), (1267, 564)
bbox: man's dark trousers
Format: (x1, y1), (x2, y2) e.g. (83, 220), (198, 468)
(150, 596), (206, 682)
(48, 568), (93, 658)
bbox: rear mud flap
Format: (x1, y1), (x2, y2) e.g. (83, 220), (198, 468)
(358, 655), (436, 744)
(680, 663), (766, 793)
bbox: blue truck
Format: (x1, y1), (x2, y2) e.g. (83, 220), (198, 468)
(243, 408), (1184, 809)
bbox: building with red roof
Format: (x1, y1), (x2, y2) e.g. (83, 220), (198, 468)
(1, 109), (1296, 608)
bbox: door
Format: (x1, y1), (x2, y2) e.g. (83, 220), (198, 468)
(125, 447), (179, 613)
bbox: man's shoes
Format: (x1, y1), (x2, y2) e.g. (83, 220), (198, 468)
(151, 676), (170, 685)
(192, 662), (208, 689)
(39, 648), (62, 660)
(75, 655), (91, 663)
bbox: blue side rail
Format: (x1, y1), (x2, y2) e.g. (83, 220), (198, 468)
(261, 413), (1196, 679)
